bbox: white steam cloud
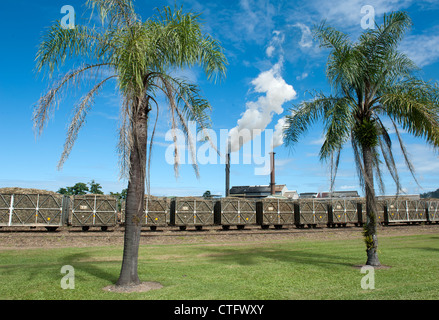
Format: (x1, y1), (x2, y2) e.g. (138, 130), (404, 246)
(228, 62), (296, 152)
(228, 31), (296, 153)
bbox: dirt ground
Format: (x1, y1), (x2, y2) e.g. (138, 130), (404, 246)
(0, 223), (438, 250)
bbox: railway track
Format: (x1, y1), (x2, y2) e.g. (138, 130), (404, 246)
(1, 223), (438, 250)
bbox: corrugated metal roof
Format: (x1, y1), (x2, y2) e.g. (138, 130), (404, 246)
(229, 185), (286, 195)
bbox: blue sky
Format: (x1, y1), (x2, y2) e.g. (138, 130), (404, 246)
(1, 0), (439, 197)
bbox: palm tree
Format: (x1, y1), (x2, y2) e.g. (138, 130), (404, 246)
(283, 11), (439, 266)
(34, 0), (227, 286)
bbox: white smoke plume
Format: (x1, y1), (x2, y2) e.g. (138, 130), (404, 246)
(228, 60), (296, 153)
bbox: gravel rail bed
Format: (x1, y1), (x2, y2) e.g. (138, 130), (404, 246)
(0, 223), (438, 249)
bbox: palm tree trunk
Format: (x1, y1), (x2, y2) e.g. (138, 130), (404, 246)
(116, 101), (149, 286)
(362, 143), (381, 266)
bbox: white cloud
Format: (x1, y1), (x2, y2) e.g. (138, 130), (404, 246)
(399, 143), (439, 174)
(380, 118), (408, 135)
(306, 152), (319, 157)
(265, 30), (285, 58)
(296, 72), (309, 80)
(169, 67), (198, 83)
(339, 185), (357, 190)
(293, 23), (313, 48)
(276, 158), (294, 167)
(272, 117), (287, 149)
(312, 0), (413, 28)
(218, 0), (276, 45)
(378, 142), (439, 193)
(90, 111), (118, 121)
(401, 32), (439, 67)
(309, 136), (325, 145)
(266, 45), (275, 57)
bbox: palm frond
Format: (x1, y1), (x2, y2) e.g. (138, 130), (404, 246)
(359, 11), (412, 63)
(313, 22), (363, 96)
(389, 117), (419, 187)
(58, 75), (117, 169)
(146, 5), (227, 82)
(86, 0), (138, 27)
(35, 23), (107, 77)
(313, 21), (352, 51)
(375, 117), (401, 193)
(33, 63), (113, 137)
(117, 92), (134, 180)
(320, 97), (355, 161)
(380, 78), (439, 147)
(372, 145), (385, 195)
(146, 97), (160, 195)
(283, 92), (328, 148)
(155, 74), (208, 178)
(351, 134), (366, 189)
(329, 149), (341, 193)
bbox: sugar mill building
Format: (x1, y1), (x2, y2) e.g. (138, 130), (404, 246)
(229, 185), (299, 199)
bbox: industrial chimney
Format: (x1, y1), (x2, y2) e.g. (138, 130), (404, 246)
(270, 152), (275, 195)
(225, 152), (230, 197)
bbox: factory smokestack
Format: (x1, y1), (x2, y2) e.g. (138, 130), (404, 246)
(225, 153), (230, 197)
(270, 152), (275, 195)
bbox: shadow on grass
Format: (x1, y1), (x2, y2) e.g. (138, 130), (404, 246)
(0, 245), (360, 286)
(60, 252), (119, 284)
(0, 251), (119, 286)
(418, 247), (439, 253)
(195, 246), (357, 268)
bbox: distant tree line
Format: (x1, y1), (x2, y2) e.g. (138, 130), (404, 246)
(57, 181), (127, 211)
(57, 180), (104, 195)
(420, 189), (439, 199)
(110, 188), (128, 212)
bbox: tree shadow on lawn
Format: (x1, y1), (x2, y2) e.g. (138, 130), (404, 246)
(196, 246), (357, 269)
(417, 247), (439, 253)
(56, 247), (355, 284)
(11, 246), (360, 284)
(60, 251), (119, 284)
(0, 251), (119, 286)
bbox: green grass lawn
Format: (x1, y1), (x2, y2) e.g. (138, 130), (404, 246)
(1, 234), (439, 300)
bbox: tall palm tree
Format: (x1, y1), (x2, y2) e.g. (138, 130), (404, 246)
(34, 0), (227, 286)
(283, 11), (439, 266)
